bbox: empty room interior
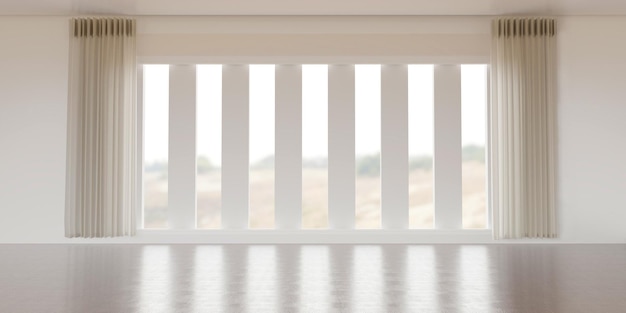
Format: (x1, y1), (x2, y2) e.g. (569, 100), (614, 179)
(1, 0), (626, 312)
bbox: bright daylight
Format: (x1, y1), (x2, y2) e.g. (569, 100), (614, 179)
(143, 64), (487, 230)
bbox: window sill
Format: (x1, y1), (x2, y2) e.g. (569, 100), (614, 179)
(132, 229), (494, 244)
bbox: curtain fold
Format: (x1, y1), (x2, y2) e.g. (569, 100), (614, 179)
(490, 17), (557, 239)
(65, 17), (137, 238)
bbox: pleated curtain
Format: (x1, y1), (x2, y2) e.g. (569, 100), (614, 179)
(65, 18), (137, 237)
(489, 17), (557, 239)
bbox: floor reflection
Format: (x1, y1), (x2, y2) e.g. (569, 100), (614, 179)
(193, 246), (223, 311)
(406, 245), (439, 311)
(67, 245), (142, 313)
(140, 245), (171, 312)
(2, 244), (626, 312)
(353, 245), (384, 312)
(459, 245), (491, 311)
(299, 245), (331, 312)
(276, 245), (300, 312)
(246, 246), (278, 311)
(382, 245), (406, 312)
(223, 245), (247, 312)
(329, 245), (354, 311)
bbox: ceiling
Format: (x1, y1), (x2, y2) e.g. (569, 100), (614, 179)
(1, 0), (626, 16)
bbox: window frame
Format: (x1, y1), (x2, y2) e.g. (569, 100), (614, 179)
(137, 58), (491, 234)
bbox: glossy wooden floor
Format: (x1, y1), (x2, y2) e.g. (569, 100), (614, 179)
(1, 244), (625, 312)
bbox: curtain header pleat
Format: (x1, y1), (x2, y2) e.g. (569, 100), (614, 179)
(72, 17), (136, 38)
(493, 17), (556, 38)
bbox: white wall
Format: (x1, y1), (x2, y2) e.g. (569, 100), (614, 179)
(556, 17), (626, 242)
(0, 16), (624, 243)
(136, 16), (490, 64)
(0, 17), (69, 242)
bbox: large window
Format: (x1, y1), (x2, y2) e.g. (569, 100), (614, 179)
(142, 63), (488, 232)
(143, 65), (169, 229)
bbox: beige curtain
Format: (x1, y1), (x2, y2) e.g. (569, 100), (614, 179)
(490, 17), (557, 239)
(65, 18), (137, 237)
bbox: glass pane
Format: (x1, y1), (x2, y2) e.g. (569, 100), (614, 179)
(408, 64), (435, 229)
(461, 64), (488, 229)
(143, 64), (170, 229)
(196, 65), (222, 229)
(355, 64), (381, 229)
(249, 65), (275, 229)
(302, 65), (329, 229)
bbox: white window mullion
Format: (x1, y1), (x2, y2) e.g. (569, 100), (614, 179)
(328, 65), (355, 229)
(434, 64), (462, 230)
(381, 65), (409, 229)
(222, 65), (250, 229)
(168, 64), (197, 230)
(275, 65), (302, 229)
